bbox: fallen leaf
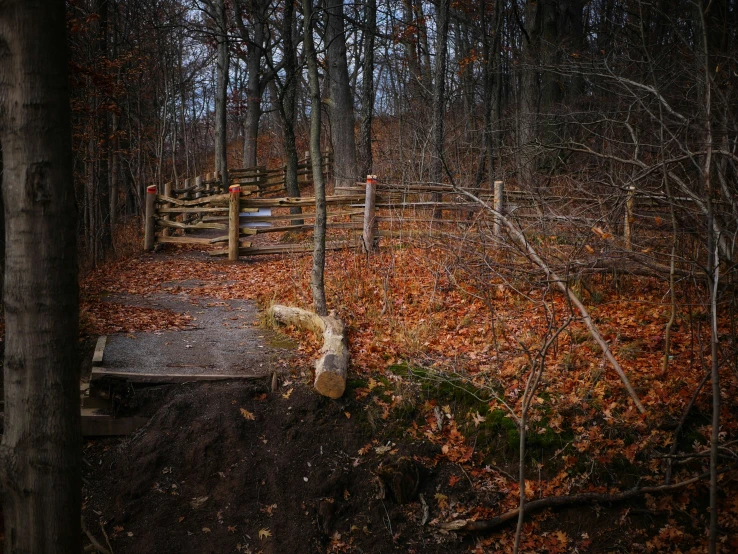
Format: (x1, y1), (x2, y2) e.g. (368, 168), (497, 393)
(202, 527), (211, 533)
(228, 526), (237, 533)
(435, 493), (449, 510)
(585, 244), (595, 254)
(448, 475), (461, 487)
(344, 411), (351, 419)
(282, 388), (293, 399)
(471, 411), (486, 427)
(240, 408), (255, 420)
(259, 528), (272, 540)
(591, 226), (613, 239)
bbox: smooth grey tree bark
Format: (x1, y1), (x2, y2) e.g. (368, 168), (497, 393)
(0, 1), (81, 552)
(304, 0), (328, 315)
(325, 0), (358, 192)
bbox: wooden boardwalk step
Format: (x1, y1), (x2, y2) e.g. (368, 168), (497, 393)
(91, 367), (270, 384)
(92, 336), (107, 366)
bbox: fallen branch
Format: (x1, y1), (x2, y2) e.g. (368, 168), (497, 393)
(269, 305), (349, 399)
(437, 467), (734, 533)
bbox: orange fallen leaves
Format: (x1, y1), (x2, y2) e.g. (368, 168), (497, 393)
(78, 241), (738, 549)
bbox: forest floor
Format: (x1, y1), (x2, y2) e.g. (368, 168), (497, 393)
(2, 227), (737, 553)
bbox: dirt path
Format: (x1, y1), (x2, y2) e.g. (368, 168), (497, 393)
(98, 284), (294, 380)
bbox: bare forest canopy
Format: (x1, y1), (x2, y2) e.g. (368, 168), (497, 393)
(71, 0), (738, 269)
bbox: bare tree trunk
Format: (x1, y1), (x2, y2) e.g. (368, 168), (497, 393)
(0, 1), (81, 552)
(517, 0), (540, 188)
(304, 0), (327, 315)
(214, 0), (229, 187)
(479, 0), (503, 191)
(241, 0), (266, 168)
(401, 0), (424, 105)
(325, 0), (358, 192)
(359, 0), (376, 180)
(431, 0), (450, 215)
(94, 0), (112, 262)
(282, 17), (303, 224)
(109, 0), (120, 231)
(110, 111), (120, 230)
(266, 0), (301, 221)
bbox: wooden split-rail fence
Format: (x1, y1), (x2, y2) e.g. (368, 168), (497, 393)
(145, 163), (681, 261)
(143, 167), (518, 261)
(143, 153), (367, 259)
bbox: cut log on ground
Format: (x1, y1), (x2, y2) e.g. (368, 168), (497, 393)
(269, 305), (348, 399)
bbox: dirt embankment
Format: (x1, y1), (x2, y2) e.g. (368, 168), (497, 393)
(82, 380), (468, 554)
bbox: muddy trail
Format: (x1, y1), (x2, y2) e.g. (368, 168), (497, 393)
(82, 380), (469, 554)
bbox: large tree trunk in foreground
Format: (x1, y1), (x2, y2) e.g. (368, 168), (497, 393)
(270, 305), (348, 398)
(0, 1), (81, 552)
(325, 0), (358, 192)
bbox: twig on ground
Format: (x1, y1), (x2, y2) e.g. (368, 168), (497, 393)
(100, 520), (115, 554)
(81, 516), (112, 554)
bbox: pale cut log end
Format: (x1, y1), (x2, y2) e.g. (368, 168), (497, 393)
(314, 369), (346, 399)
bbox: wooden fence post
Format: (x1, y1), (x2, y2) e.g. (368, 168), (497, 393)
(228, 184), (241, 261)
(322, 150), (331, 182)
(363, 175), (377, 253)
(624, 185), (635, 250)
(302, 151), (310, 186)
(162, 181), (172, 237)
(144, 184), (157, 251)
(493, 180), (504, 237)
